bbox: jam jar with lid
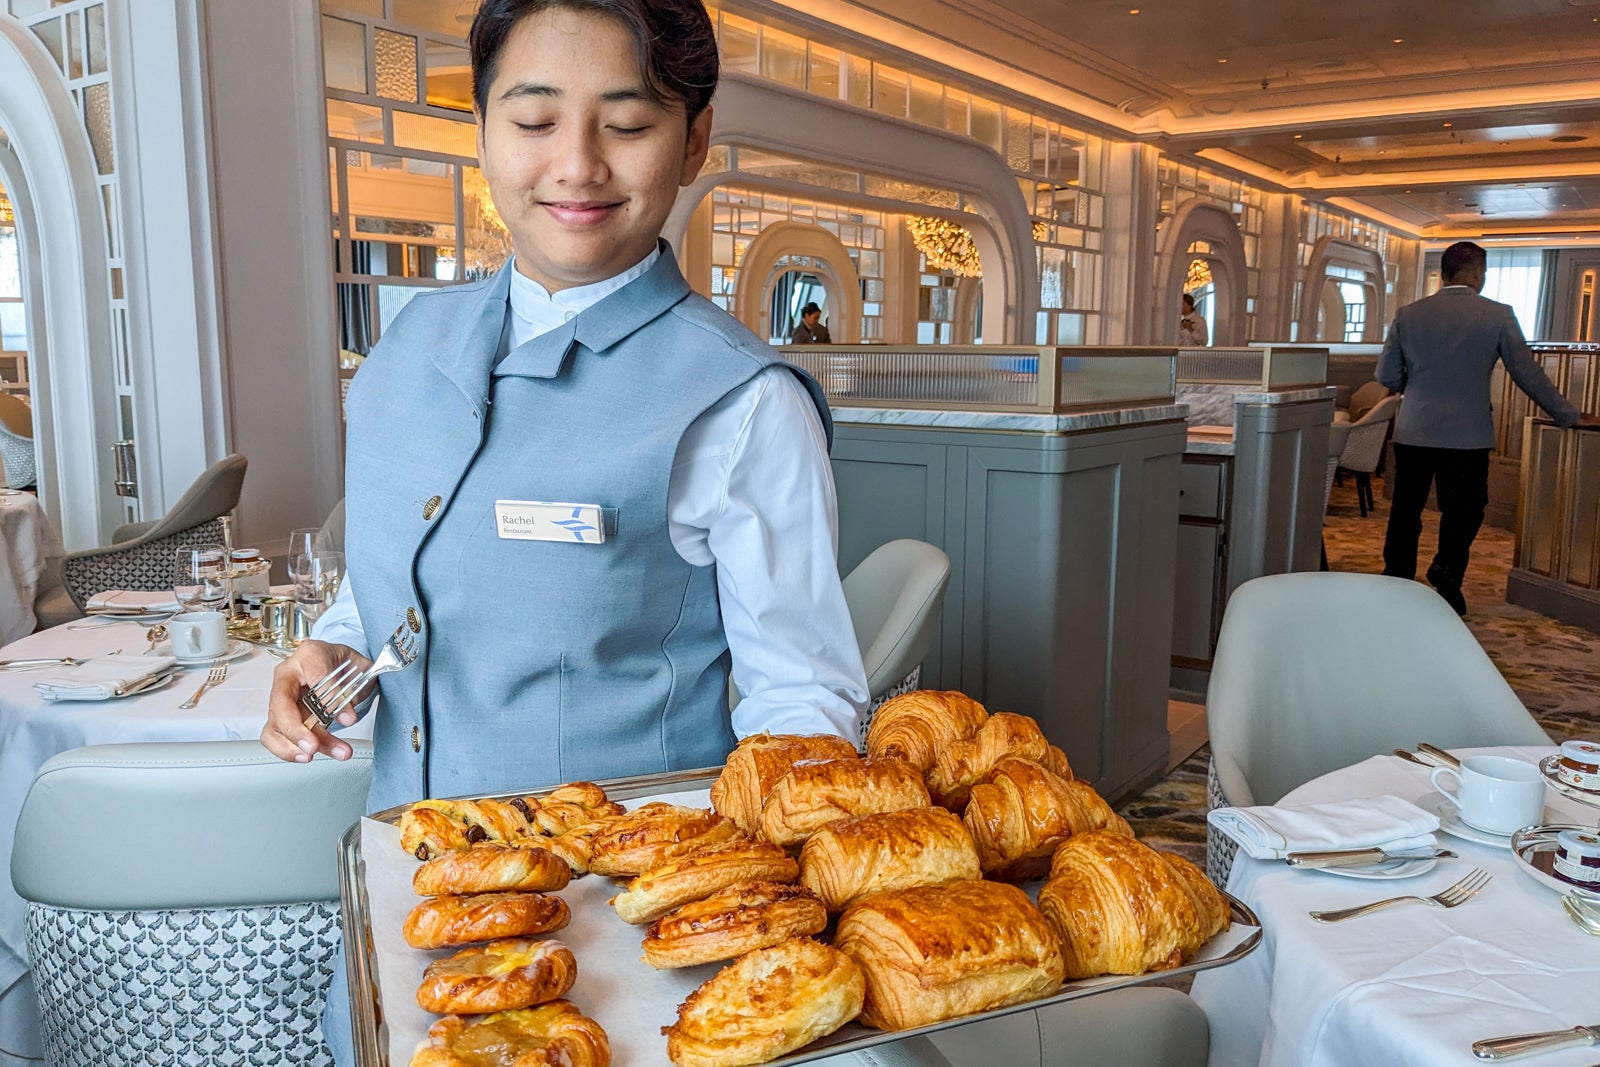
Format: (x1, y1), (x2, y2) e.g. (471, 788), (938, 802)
(229, 548), (271, 596)
(1553, 829), (1600, 889)
(1556, 740), (1600, 793)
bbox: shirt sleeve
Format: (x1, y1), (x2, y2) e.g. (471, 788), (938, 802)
(668, 367), (869, 746)
(1498, 309), (1580, 427)
(309, 569), (370, 656)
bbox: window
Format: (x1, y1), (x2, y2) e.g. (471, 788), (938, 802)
(1483, 249), (1545, 339)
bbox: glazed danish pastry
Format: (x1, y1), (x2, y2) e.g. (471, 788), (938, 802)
(410, 1001), (609, 1067)
(1039, 830), (1229, 979)
(864, 690), (988, 773)
(962, 757), (1131, 879)
(610, 838), (798, 925)
(758, 756), (930, 847)
(400, 799), (535, 860)
(833, 879), (1065, 1031)
(586, 804), (740, 877)
(510, 782), (626, 837)
(663, 937), (864, 1067)
(412, 843), (572, 897)
(926, 712), (1060, 810)
(797, 807), (980, 911)
(403, 892), (571, 950)
(710, 733), (861, 835)
(642, 881), (827, 970)
(415, 938), (578, 1015)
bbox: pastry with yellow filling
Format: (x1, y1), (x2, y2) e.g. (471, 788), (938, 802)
(610, 838), (797, 925)
(642, 881), (827, 970)
(415, 938), (577, 1015)
(410, 1000), (609, 1067)
(403, 892), (571, 950)
(413, 843), (572, 897)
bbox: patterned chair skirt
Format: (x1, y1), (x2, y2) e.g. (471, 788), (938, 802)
(857, 665), (921, 740)
(1205, 757), (1238, 888)
(25, 900), (339, 1067)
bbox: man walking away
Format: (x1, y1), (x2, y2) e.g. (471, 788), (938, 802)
(1377, 240), (1593, 615)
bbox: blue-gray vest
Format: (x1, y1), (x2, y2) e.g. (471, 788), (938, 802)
(344, 245), (831, 812)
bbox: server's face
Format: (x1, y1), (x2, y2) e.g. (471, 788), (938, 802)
(476, 8), (712, 291)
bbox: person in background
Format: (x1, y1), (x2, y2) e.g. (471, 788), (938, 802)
(1378, 239), (1596, 614)
(1177, 292), (1208, 346)
(790, 300), (832, 344)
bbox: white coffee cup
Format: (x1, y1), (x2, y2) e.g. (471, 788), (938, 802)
(1430, 755), (1546, 836)
(169, 610), (228, 659)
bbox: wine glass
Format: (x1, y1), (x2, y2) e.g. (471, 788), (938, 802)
(174, 545), (229, 613)
(293, 550), (345, 627)
(286, 527), (331, 584)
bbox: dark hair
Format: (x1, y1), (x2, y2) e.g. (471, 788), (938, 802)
(470, 0), (719, 124)
(801, 302), (821, 316)
(1181, 293), (1196, 312)
(1440, 241), (1486, 283)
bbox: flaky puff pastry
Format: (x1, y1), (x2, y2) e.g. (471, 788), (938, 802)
(643, 881), (828, 970)
(963, 758), (1132, 880)
(865, 690), (988, 773)
(1039, 830), (1229, 980)
(410, 1001), (609, 1067)
(663, 937), (864, 1067)
(833, 880), (1064, 1031)
(587, 804), (741, 878)
(401, 799), (536, 860)
(798, 807), (980, 912)
(611, 838), (798, 924)
(759, 757), (930, 848)
(710, 733), (861, 835)
(926, 712), (1066, 810)
(509, 782), (626, 837)
(413, 843), (572, 897)
(416, 938), (577, 1015)
(403, 892), (571, 950)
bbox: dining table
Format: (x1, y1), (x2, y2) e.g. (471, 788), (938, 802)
(0, 614), (373, 1064)
(1190, 744), (1600, 1067)
(0, 492), (61, 646)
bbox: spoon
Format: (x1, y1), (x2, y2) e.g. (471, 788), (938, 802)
(144, 624), (168, 655)
(1392, 749), (1439, 768)
(1563, 894), (1600, 936)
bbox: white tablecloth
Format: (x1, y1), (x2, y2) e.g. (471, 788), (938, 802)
(0, 618), (373, 1060)
(0, 495), (61, 646)
(1192, 745), (1600, 1067)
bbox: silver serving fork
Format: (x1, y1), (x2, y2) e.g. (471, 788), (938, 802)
(1309, 868), (1491, 923)
(179, 658), (230, 710)
(300, 621), (421, 729)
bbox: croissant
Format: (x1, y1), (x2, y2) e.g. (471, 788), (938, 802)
(798, 807), (981, 911)
(1039, 830), (1229, 979)
(587, 804), (740, 877)
(962, 758), (1131, 879)
(610, 837), (798, 924)
(834, 880), (1064, 1031)
(759, 757), (931, 848)
(710, 733), (860, 834)
(926, 712), (1060, 810)
(865, 690), (988, 773)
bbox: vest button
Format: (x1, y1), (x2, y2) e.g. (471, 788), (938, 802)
(422, 495), (442, 520)
(410, 726), (421, 753)
(406, 606), (422, 633)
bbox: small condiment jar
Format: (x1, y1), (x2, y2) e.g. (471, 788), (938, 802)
(1556, 740), (1600, 793)
(1553, 829), (1600, 889)
(229, 548), (271, 595)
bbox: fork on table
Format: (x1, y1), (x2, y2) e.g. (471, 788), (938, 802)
(300, 621), (421, 730)
(1308, 868), (1491, 923)
(178, 658), (229, 710)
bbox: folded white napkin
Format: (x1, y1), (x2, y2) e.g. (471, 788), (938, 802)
(86, 590), (181, 612)
(1207, 794), (1440, 859)
(34, 653), (180, 701)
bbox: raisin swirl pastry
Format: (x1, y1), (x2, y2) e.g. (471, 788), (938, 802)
(410, 1000), (609, 1067)
(642, 881), (827, 969)
(412, 843), (572, 897)
(400, 799), (535, 860)
(403, 892), (571, 950)
(415, 938), (577, 1015)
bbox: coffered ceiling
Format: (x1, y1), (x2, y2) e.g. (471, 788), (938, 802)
(769, 0), (1600, 238)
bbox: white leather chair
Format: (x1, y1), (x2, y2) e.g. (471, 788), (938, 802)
(11, 740), (373, 1067)
(1204, 573), (1550, 884)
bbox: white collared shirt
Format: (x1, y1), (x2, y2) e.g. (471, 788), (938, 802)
(315, 253), (869, 743)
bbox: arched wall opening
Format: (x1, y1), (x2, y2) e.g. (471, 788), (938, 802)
(735, 221), (862, 344)
(1153, 201), (1249, 346)
(1298, 236), (1386, 344)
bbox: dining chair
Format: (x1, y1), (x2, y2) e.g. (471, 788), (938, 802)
(11, 739), (373, 1067)
(0, 392), (36, 489)
(1335, 393), (1401, 517)
(1203, 572), (1550, 884)
(50, 453), (247, 616)
(1345, 381), (1390, 424)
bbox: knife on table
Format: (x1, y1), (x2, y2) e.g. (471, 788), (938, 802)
(1473, 1023), (1600, 1059)
(1285, 847), (1454, 868)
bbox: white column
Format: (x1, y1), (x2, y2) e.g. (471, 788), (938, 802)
(1101, 142), (1159, 345)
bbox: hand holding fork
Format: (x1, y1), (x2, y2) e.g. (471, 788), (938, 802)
(299, 621), (421, 730)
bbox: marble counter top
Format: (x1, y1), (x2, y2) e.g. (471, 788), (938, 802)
(830, 403), (1186, 433)
(1233, 386), (1338, 405)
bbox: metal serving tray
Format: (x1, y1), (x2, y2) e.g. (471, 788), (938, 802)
(339, 767), (1261, 1067)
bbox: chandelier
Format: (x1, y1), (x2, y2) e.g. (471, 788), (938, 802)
(0, 190), (12, 225)
(906, 216), (982, 278)
(460, 167), (511, 277)
(1185, 257), (1213, 291)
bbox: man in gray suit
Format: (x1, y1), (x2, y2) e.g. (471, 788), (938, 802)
(1377, 240), (1591, 614)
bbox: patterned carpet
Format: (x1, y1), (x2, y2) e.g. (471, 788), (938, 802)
(1116, 473), (1600, 870)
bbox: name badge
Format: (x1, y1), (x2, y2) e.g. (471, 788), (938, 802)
(494, 500), (607, 544)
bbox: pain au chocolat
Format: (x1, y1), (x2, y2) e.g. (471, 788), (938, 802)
(758, 756), (930, 847)
(402, 892), (571, 950)
(833, 879), (1065, 1031)
(663, 937), (864, 1067)
(710, 733), (861, 835)
(1039, 830), (1230, 979)
(642, 881), (827, 970)
(610, 837), (798, 925)
(797, 806), (981, 911)
(412, 842), (572, 897)
(410, 1000), (609, 1067)
(864, 689), (988, 773)
(415, 938), (578, 1015)
(962, 757), (1131, 879)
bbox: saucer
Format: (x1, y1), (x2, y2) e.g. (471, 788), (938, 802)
(1539, 755), (1600, 810)
(1310, 855), (1439, 880)
(1414, 793), (1519, 849)
(160, 640), (252, 667)
(1509, 824), (1600, 900)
